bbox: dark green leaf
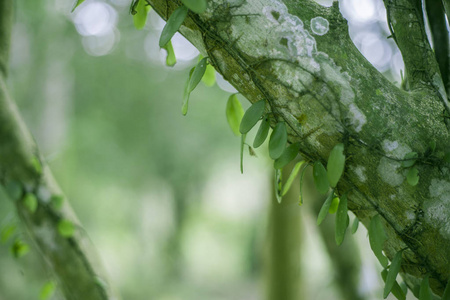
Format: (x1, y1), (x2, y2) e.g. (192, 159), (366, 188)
(419, 276), (432, 300)
(351, 217), (359, 234)
(240, 133), (246, 174)
(335, 194), (348, 245)
(71, 0), (85, 12)
(317, 190), (334, 225)
(274, 143), (300, 169)
(51, 195), (64, 210)
(202, 64), (216, 86)
(162, 40), (176, 67)
(369, 214), (388, 267)
(407, 167), (419, 186)
(58, 219), (75, 238)
(11, 240), (29, 258)
(313, 161), (329, 194)
(442, 279), (450, 300)
(239, 100), (265, 134)
(298, 163), (308, 205)
(188, 57), (208, 93)
(328, 197), (339, 214)
(269, 122), (287, 160)
(40, 281), (56, 300)
(445, 152), (450, 163)
(23, 193), (38, 214)
(133, 0), (151, 30)
(327, 143), (345, 188)
(1, 224), (16, 244)
(282, 161), (305, 196)
(182, 67), (194, 115)
(181, 0), (207, 14)
(226, 94), (244, 136)
(401, 152), (418, 167)
(381, 269), (406, 300)
(159, 6), (188, 48)
(384, 250), (403, 298)
(253, 117), (270, 148)
(275, 169), (282, 203)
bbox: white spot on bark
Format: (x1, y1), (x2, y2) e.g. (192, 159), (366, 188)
(382, 140), (412, 159)
(34, 222), (59, 251)
(405, 210), (416, 220)
(377, 157), (404, 187)
(310, 17), (329, 36)
(352, 165), (367, 182)
(348, 103), (367, 132)
(426, 179), (450, 239)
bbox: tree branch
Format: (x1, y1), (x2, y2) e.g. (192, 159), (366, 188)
(148, 0), (450, 295)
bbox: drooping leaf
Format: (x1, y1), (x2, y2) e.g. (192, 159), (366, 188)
(133, 0), (151, 30)
(11, 240), (29, 258)
(188, 57), (208, 93)
(31, 156), (42, 174)
(313, 161), (329, 194)
(298, 163), (308, 205)
(40, 281), (56, 300)
(162, 40), (176, 67)
(419, 276), (432, 300)
(369, 214), (388, 268)
(269, 122), (287, 160)
(407, 167), (419, 186)
(182, 67), (194, 115)
(202, 64), (216, 86)
(239, 100), (265, 134)
(275, 169), (282, 203)
(442, 279), (450, 300)
(327, 143), (345, 188)
(240, 133), (246, 174)
(282, 161), (305, 196)
(317, 190), (334, 225)
(4, 181), (22, 201)
(274, 142), (300, 169)
(400, 282), (408, 298)
(159, 5), (189, 48)
(58, 219), (75, 238)
(1, 224), (16, 244)
(226, 94), (244, 136)
(328, 197), (339, 214)
(335, 194), (348, 245)
(253, 117), (270, 148)
(181, 0), (207, 14)
(381, 269), (406, 300)
(351, 217), (359, 234)
(401, 152), (418, 168)
(23, 193), (38, 214)
(71, 0), (85, 12)
(248, 146), (257, 157)
(384, 250), (404, 299)
(51, 195), (64, 210)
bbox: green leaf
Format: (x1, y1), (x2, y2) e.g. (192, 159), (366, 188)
(162, 40), (176, 67)
(40, 281), (56, 300)
(381, 269), (406, 300)
(269, 122), (287, 160)
(253, 117), (270, 148)
(335, 194), (348, 245)
(31, 156), (42, 174)
(419, 276), (432, 300)
(442, 279), (450, 300)
(159, 6), (188, 48)
(274, 142), (300, 169)
(240, 133), (246, 174)
(51, 195), (64, 210)
(1, 224), (16, 244)
(239, 100), (266, 134)
(11, 240), (29, 258)
(317, 191), (334, 225)
(71, 0), (85, 12)
(401, 152), (418, 167)
(23, 193), (38, 214)
(4, 181), (22, 201)
(202, 64), (216, 86)
(58, 219), (75, 238)
(328, 197), (339, 214)
(181, 0), (207, 14)
(188, 57), (208, 93)
(182, 67), (194, 115)
(133, 0), (151, 30)
(282, 161), (305, 196)
(313, 161), (329, 194)
(384, 250), (403, 299)
(351, 217), (359, 234)
(275, 169), (282, 203)
(298, 163), (308, 205)
(407, 167), (419, 186)
(327, 143), (345, 188)
(226, 94), (244, 136)
(369, 215), (388, 268)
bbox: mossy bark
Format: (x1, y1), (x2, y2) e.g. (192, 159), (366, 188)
(147, 0), (450, 296)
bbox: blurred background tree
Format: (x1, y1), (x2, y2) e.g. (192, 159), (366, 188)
(0, 0), (419, 299)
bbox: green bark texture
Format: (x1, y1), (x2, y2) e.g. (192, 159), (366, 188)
(0, 2), (117, 300)
(147, 0), (450, 296)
